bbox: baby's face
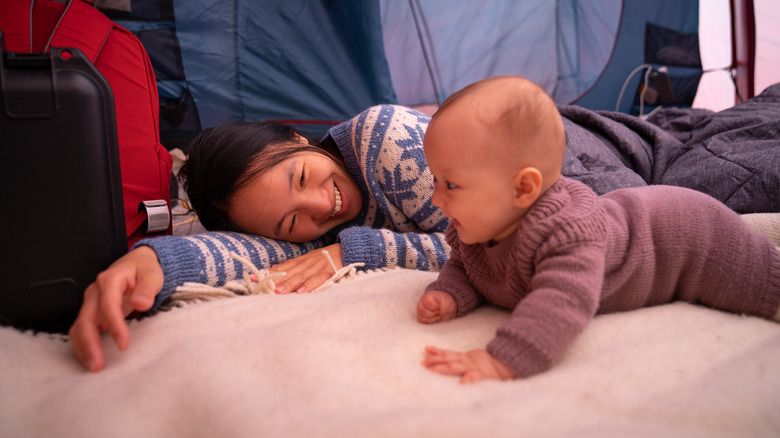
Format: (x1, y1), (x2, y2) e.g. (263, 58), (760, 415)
(424, 108), (527, 245)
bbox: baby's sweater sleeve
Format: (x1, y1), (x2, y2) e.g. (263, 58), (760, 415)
(487, 240), (606, 378)
(423, 227), (485, 315)
(136, 231), (330, 310)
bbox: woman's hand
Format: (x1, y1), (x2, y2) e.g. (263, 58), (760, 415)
(68, 246), (163, 372)
(268, 243), (344, 293)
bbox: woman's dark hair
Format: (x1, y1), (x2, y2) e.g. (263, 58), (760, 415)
(179, 121), (345, 231)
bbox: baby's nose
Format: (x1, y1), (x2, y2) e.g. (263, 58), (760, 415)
(431, 188), (444, 208)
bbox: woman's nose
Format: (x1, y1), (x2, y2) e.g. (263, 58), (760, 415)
(301, 185), (332, 221)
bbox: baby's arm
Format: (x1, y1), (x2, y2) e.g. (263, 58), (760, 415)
(417, 290), (457, 323)
(421, 346), (515, 384)
(419, 291), (514, 383)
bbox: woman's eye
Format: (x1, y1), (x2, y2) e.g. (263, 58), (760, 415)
(299, 167), (305, 187)
(289, 214), (296, 233)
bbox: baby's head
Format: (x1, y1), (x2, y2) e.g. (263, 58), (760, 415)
(424, 76), (566, 244)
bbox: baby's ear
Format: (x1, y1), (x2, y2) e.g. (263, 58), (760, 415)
(513, 167), (542, 208)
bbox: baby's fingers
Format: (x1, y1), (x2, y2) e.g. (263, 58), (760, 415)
(421, 346), (468, 375)
(417, 300), (439, 323)
(424, 345), (444, 356)
(460, 370), (488, 384)
(423, 358), (468, 376)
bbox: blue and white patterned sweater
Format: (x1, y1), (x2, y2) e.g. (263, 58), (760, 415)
(139, 105), (450, 309)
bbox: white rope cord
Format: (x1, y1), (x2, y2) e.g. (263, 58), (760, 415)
(161, 250), (365, 310)
(311, 250), (365, 292)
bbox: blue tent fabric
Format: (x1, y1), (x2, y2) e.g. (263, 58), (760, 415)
(380, 0), (560, 107)
(171, 0), (396, 136)
(574, 0), (701, 113)
(553, 0), (622, 104)
(114, 0), (701, 141)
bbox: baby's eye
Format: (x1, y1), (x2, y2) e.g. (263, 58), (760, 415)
(446, 182), (458, 190)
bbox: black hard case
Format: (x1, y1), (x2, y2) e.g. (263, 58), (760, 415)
(0, 35), (127, 333)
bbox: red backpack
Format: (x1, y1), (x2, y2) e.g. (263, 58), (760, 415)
(0, 0), (173, 247)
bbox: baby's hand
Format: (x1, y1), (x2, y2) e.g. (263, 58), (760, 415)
(422, 346), (515, 384)
(417, 290), (457, 324)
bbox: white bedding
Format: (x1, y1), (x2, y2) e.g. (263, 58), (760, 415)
(1, 267), (779, 438)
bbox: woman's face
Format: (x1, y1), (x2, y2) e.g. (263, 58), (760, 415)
(229, 145), (362, 242)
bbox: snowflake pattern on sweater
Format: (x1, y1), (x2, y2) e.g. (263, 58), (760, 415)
(139, 105), (450, 310)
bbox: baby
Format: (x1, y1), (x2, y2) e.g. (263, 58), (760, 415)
(417, 76), (780, 383)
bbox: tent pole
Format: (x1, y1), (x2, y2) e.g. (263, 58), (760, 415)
(729, 0), (756, 102)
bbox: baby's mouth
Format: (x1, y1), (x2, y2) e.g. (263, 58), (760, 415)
(330, 185), (343, 218)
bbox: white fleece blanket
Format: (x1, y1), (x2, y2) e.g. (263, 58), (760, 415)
(1, 267), (778, 438)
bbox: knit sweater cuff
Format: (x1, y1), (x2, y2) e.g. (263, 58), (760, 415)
(424, 275), (483, 317)
(487, 333), (555, 379)
(338, 227), (382, 270)
(763, 247), (780, 319)
(133, 236), (206, 311)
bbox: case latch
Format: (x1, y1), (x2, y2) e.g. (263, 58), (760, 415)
(139, 200), (170, 233)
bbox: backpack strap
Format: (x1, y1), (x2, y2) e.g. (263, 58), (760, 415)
(44, 0), (113, 62)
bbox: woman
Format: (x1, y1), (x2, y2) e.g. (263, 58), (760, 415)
(69, 105), (450, 372)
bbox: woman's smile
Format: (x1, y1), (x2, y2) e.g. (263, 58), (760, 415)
(330, 184), (344, 218)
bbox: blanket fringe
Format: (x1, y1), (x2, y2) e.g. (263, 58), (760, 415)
(161, 250), (365, 310)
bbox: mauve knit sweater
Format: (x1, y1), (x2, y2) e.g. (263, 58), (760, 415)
(426, 177), (780, 378)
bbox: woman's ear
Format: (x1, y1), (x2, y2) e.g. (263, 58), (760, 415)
(513, 167), (543, 208)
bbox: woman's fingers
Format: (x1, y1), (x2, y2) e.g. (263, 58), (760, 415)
(276, 269), (333, 293)
(69, 284), (105, 372)
(94, 272), (132, 352)
(270, 247), (341, 293)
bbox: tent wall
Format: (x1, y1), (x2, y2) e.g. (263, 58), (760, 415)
(573, 1), (701, 113)
(114, 0), (397, 142)
(108, 0), (706, 143)
(379, 1), (560, 107)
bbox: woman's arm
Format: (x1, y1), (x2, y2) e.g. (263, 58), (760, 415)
(337, 227), (449, 271)
(139, 231), (331, 309)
